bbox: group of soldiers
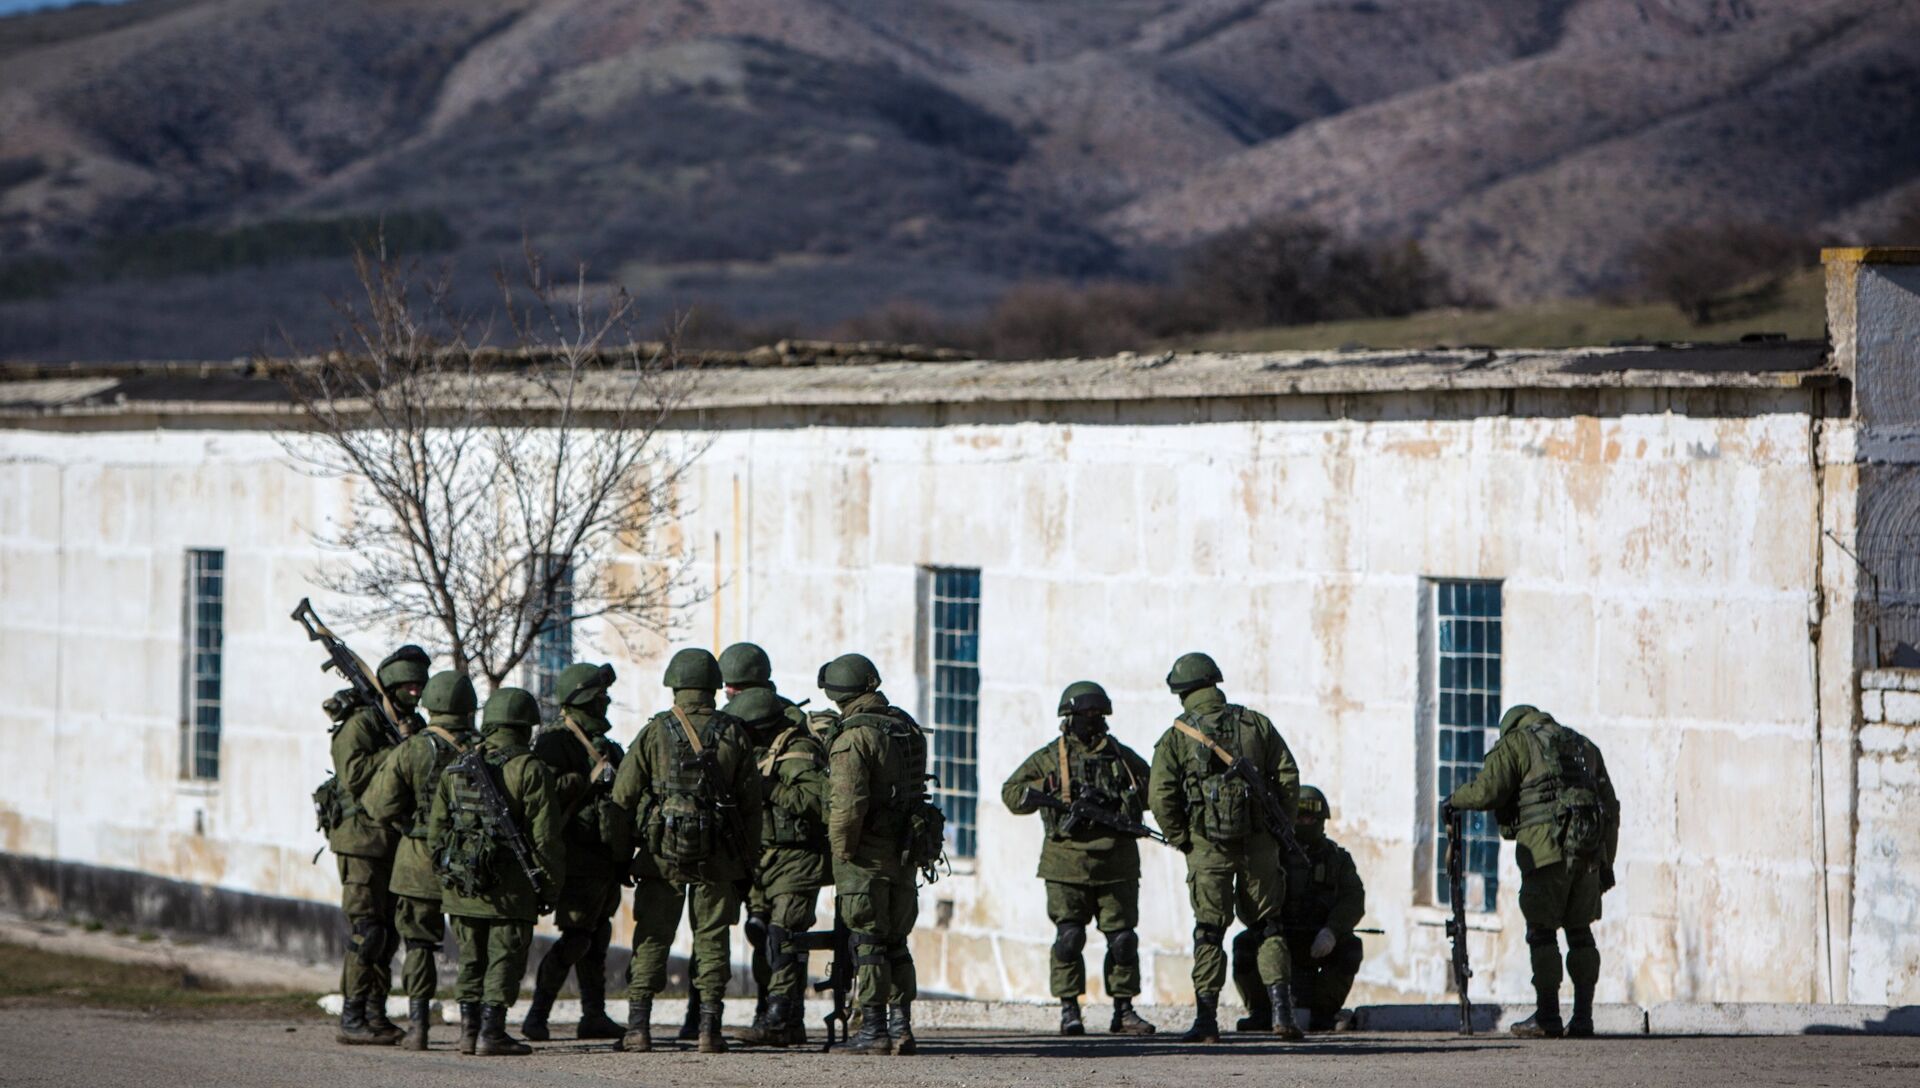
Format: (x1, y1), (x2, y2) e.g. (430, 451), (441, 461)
(317, 639), (1619, 1058)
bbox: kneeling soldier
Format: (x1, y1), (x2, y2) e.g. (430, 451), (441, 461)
(428, 688), (564, 1057)
(522, 662), (630, 1042)
(1001, 681), (1158, 1036)
(728, 686), (831, 1047)
(1231, 785), (1364, 1033)
(361, 669), (480, 1050)
(612, 648), (762, 1054)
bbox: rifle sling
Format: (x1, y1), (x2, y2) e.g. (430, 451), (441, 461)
(670, 706), (706, 756)
(425, 725), (467, 753)
(1171, 718), (1240, 768)
(1057, 736), (1072, 804)
(561, 714), (613, 781)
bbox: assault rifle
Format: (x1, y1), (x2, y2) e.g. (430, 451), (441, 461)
(791, 913), (854, 1051)
(289, 598), (406, 747)
(1174, 718), (1309, 862)
(450, 748), (554, 912)
(1443, 803), (1475, 1036)
(1019, 786), (1168, 845)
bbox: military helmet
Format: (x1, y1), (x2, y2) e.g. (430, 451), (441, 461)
(377, 644), (432, 689)
(1057, 680), (1112, 717)
(1499, 704), (1542, 735)
(554, 661), (617, 707)
(718, 642), (773, 687)
(420, 671), (478, 716)
(481, 687), (541, 731)
(818, 653), (881, 698)
(1165, 651), (1224, 694)
(662, 647), (723, 691)
(1297, 785), (1330, 822)
(723, 687), (786, 728)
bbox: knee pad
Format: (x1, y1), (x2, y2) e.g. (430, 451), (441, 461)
(1193, 922), (1226, 950)
(744, 911), (770, 950)
(851, 930), (888, 967)
(1525, 924), (1560, 949)
(552, 926), (594, 964)
(766, 924), (798, 971)
(1104, 928), (1140, 970)
(887, 940), (913, 967)
(1052, 922), (1087, 960)
(1564, 927), (1596, 950)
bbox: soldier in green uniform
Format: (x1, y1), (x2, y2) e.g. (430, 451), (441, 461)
(360, 669), (479, 1050)
(1445, 705), (1619, 1038)
(1001, 680), (1159, 1036)
(1147, 652), (1303, 1043)
(727, 686), (832, 1047)
(327, 644), (429, 1046)
(520, 662), (630, 1043)
(1231, 785), (1365, 1034)
(610, 648), (762, 1054)
(426, 687), (565, 1057)
(821, 653), (928, 1056)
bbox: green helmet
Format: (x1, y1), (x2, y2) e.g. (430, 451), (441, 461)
(1166, 651), (1223, 694)
(481, 687), (541, 732)
(817, 653), (881, 698)
(1297, 785), (1330, 822)
(554, 662), (617, 707)
(420, 671), (477, 716)
(377, 645), (431, 689)
(1057, 680), (1112, 717)
(1499, 704), (1542, 735)
(662, 647), (723, 691)
(719, 642), (773, 687)
(723, 687), (785, 729)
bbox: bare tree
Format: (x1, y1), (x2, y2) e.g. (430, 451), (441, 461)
(273, 247), (708, 690)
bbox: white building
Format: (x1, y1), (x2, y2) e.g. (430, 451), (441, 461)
(3, 249), (1918, 1011)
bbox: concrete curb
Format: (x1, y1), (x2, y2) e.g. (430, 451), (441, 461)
(315, 995), (1920, 1036)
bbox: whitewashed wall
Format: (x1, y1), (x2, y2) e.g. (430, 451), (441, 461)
(0, 389), (1858, 1007)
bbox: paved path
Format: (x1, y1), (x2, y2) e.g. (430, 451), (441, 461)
(2, 1007), (1917, 1088)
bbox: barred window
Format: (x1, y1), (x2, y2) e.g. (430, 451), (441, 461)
(525, 555), (574, 715)
(922, 567), (980, 859)
(181, 549), (224, 781)
(1428, 579), (1502, 911)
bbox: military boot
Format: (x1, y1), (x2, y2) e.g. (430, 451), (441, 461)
(475, 1003), (532, 1056)
(616, 995), (653, 1053)
(403, 996), (432, 1051)
(840, 1003), (892, 1055)
(698, 1000), (729, 1054)
(1060, 998), (1085, 1037)
(1178, 994), (1221, 1044)
(363, 996), (405, 1044)
(520, 986), (556, 1042)
(889, 1003), (917, 1055)
(743, 994), (789, 1048)
(457, 1001), (481, 1055)
(1268, 983), (1304, 1041)
(336, 997), (383, 1046)
(1566, 984), (1596, 1038)
(1110, 997), (1157, 1035)
(677, 991), (701, 1041)
(1510, 988), (1565, 1039)
(777, 994), (809, 1047)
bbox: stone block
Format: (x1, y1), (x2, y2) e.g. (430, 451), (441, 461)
(1863, 688), (1885, 722)
(1862, 669), (1920, 693)
(1860, 724), (1909, 754)
(1883, 690), (1920, 725)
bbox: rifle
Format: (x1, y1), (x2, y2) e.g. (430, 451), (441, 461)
(289, 598), (406, 747)
(450, 747), (555, 911)
(1020, 786), (1168, 845)
(1443, 803), (1475, 1036)
(791, 913), (854, 1051)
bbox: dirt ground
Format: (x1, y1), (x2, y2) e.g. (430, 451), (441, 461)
(2, 1005), (1918, 1088)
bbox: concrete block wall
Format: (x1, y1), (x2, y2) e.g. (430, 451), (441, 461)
(1850, 669), (1920, 1005)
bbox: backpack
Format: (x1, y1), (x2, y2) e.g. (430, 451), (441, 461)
(1180, 707), (1255, 846)
(884, 710), (948, 881)
(1523, 721), (1610, 866)
(433, 750), (507, 896)
(649, 709), (719, 865)
(311, 773), (347, 835)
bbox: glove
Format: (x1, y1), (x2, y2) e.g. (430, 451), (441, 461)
(1310, 927), (1337, 960)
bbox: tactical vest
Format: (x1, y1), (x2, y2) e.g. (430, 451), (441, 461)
(1282, 842), (1343, 930)
(1178, 704), (1262, 846)
(405, 728), (470, 840)
(646, 709), (729, 865)
(1503, 719), (1610, 864)
(434, 746), (516, 896)
(1042, 735), (1144, 841)
(843, 707), (945, 875)
(755, 726), (827, 849)
(312, 707), (400, 835)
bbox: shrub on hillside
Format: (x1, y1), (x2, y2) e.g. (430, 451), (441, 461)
(1631, 221), (1809, 324)
(1177, 217), (1455, 328)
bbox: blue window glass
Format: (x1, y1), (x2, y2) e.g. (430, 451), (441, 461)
(925, 567), (980, 858)
(525, 555), (574, 716)
(1432, 579), (1502, 911)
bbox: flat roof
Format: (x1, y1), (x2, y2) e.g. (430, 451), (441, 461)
(0, 339), (1837, 423)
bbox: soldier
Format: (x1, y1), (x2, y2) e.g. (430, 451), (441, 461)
(820, 652), (929, 1056)
(521, 662), (630, 1043)
(1001, 681), (1159, 1036)
(1148, 652), (1303, 1043)
(327, 644), (429, 1046)
(426, 687), (565, 1057)
(1444, 705), (1619, 1038)
(611, 648), (762, 1054)
(360, 669), (479, 1051)
(1231, 785), (1365, 1034)
(727, 685), (832, 1047)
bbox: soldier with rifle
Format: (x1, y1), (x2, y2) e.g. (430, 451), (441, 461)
(1148, 652), (1304, 1043)
(1444, 705), (1619, 1038)
(1231, 785), (1365, 1034)
(1001, 681), (1161, 1036)
(293, 599), (429, 1047)
(426, 687), (564, 1057)
(610, 648), (762, 1054)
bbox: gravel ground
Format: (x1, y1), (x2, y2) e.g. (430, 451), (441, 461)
(3, 1007), (1917, 1088)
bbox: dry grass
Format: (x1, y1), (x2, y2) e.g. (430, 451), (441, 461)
(0, 939), (325, 1020)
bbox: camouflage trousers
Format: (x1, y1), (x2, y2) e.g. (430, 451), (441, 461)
(1044, 880), (1141, 1000)
(392, 894), (445, 1001)
(836, 871), (917, 1009)
(629, 878), (741, 1003)
(449, 915), (532, 1007)
(1233, 928), (1363, 1020)
(1519, 861), (1603, 996)
(337, 854), (396, 1001)
(1186, 848), (1288, 998)
(749, 889), (821, 1003)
